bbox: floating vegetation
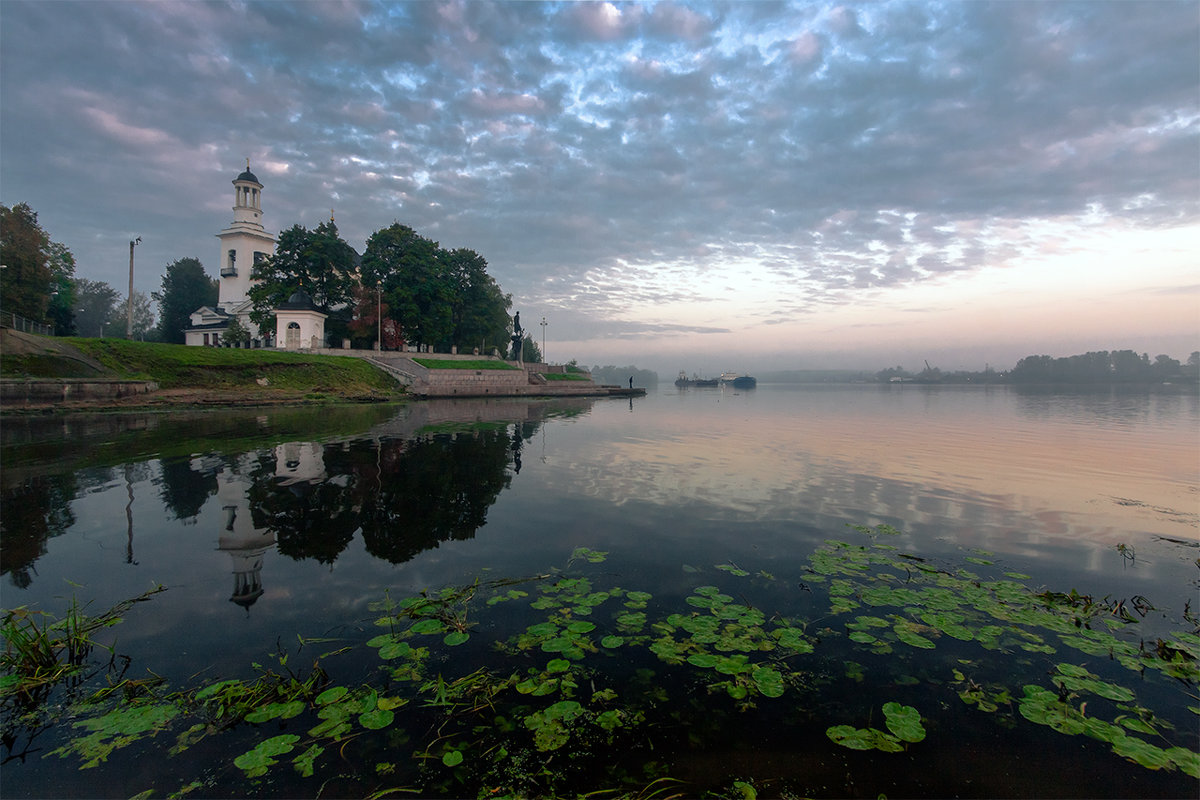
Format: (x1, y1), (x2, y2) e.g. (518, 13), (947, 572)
(0, 585), (165, 705)
(4, 527), (1198, 797)
(826, 702), (926, 752)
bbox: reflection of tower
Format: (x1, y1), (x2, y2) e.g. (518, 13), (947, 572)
(212, 454), (276, 612)
(275, 442), (326, 486)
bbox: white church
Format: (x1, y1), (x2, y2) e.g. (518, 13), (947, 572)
(184, 164), (327, 349)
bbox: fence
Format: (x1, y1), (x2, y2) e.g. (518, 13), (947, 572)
(0, 310), (54, 336)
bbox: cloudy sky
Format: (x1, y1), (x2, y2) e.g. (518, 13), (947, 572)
(2, 1), (1196, 373)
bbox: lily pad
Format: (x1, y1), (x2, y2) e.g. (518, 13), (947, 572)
(826, 724), (903, 752)
(882, 702), (925, 743)
(358, 708), (394, 730)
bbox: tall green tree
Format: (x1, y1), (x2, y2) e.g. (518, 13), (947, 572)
(442, 247), (512, 352)
(0, 203), (55, 323)
(248, 221), (357, 334)
(154, 257), (217, 343)
(72, 278), (121, 337)
(360, 223), (449, 349)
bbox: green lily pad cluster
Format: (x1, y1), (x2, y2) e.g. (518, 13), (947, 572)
(650, 585), (812, 700)
(809, 531), (1199, 778)
(1019, 684), (1198, 776)
(372, 584), (478, 648)
(826, 702), (926, 752)
(16, 525), (1200, 798)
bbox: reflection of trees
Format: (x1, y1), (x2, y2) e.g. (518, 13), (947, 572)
(1, 475), (77, 588)
(359, 430), (515, 563)
(158, 456), (219, 522)
(239, 426), (526, 566)
(247, 447), (359, 565)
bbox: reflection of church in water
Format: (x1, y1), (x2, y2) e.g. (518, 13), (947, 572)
(202, 441), (326, 611)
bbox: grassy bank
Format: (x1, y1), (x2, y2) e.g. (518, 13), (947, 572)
(1, 334), (404, 403)
(67, 339), (399, 392)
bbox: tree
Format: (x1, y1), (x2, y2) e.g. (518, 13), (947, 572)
(224, 315), (250, 345)
(347, 283), (406, 349)
(120, 290), (156, 340)
(72, 278), (121, 337)
(1150, 354), (1181, 382)
(442, 247), (512, 352)
(361, 223), (449, 350)
(1184, 352), (1200, 381)
(46, 241), (78, 335)
(249, 221), (357, 334)
(0, 203), (55, 322)
(512, 333), (541, 363)
(154, 257), (217, 343)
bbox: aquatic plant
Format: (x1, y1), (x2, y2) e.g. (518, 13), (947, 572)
(826, 701), (926, 752)
(0, 585), (165, 705)
(15, 526), (1200, 797)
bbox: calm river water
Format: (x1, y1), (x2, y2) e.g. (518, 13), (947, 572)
(2, 384), (1197, 798)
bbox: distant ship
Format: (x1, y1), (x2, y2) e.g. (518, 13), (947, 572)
(676, 371), (719, 387)
(720, 372), (757, 389)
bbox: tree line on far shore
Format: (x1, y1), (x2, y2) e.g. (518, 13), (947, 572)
(875, 350), (1199, 385)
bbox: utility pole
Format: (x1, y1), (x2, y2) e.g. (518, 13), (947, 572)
(540, 316), (547, 363)
(126, 237), (141, 338)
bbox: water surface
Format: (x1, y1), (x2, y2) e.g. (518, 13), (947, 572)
(2, 385), (1196, 797)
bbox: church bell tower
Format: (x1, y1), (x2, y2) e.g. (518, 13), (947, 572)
(217, 160), (276, 313)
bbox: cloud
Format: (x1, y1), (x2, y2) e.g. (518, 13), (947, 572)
(0, 0), (1195, 372)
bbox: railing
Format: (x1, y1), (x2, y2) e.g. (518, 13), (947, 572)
(0, 311), (54, 336)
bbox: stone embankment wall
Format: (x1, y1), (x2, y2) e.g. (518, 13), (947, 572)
(1, 379), (159, 406)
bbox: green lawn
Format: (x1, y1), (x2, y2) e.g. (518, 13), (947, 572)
(57, 338), (400, 393)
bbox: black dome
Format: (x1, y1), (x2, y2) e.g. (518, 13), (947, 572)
(279, 289), (316, 309)
(235, 168), (261, 185)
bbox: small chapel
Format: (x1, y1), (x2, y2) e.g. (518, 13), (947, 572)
(183, 164), (326, 349)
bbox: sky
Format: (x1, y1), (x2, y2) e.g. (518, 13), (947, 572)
(1, 0), (1197, 375)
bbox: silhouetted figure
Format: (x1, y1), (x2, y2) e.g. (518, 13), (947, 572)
(510, 312), (524, 361)
(628, 376), (633, 389)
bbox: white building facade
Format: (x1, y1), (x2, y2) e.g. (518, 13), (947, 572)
(185, 164), (277, 347)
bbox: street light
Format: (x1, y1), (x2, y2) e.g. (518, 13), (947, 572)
(126, 236), (141, 338)
(540, 316), (547, 363)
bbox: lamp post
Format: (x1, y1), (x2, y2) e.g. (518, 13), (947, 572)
(377, 286), (382, 351)
(540, 316), (547, 363)
(126, 236), (141, 338)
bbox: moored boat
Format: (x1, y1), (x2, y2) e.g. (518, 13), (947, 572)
(720, 372), (757, 389)
(676, 371), (720, 387)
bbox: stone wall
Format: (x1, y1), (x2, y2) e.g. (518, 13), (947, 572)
(420, 367), (530, 397)
(1, 379), (159, 406)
